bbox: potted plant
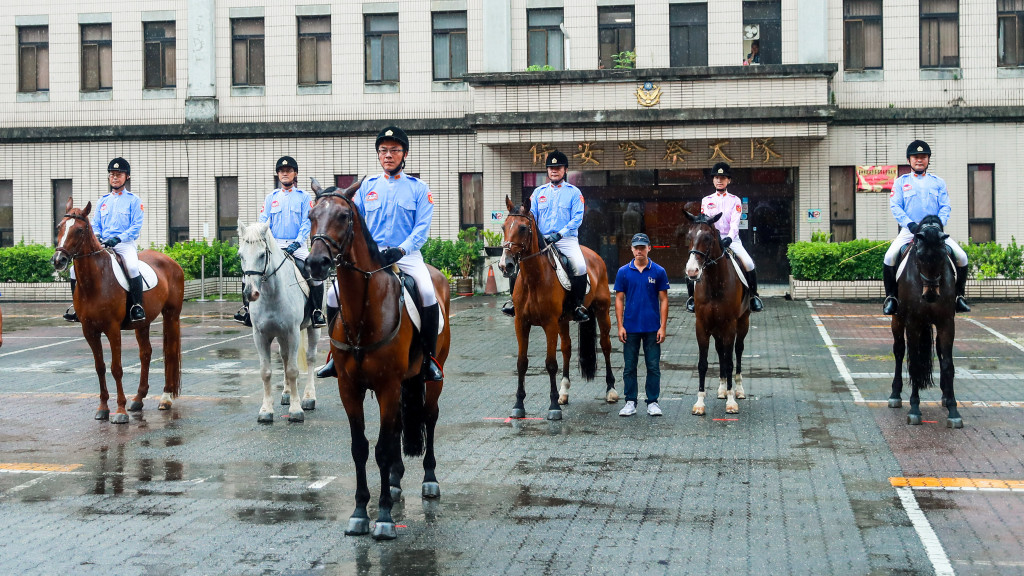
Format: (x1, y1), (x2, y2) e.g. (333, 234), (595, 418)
(482, 229), (504, 257)
(455, 228), (483, 294)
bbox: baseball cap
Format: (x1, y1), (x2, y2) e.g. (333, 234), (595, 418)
(630, 233), (651, 247)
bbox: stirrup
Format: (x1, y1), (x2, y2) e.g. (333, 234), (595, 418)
(882, 296), (898, 316)
(955, 296), (971, 313)
(311, 308), (327, 328)
(750, 295), (764, 312)
(685, 297), (695, 313)
(63, 306), (80, 323)
(572, 306), (590, 322)
(233, 306), (251, 326)
(129, 304), (146, 322)
(422, 356), (444, 382)
(501, 300), (515, 317)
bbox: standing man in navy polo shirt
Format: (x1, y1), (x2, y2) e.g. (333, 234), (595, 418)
(614, 233), (670, 417)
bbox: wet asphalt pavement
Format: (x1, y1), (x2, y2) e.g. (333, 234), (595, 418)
(1, 297), (1023, 575)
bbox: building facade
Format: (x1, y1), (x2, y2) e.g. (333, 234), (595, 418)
(2, 0), (1021, 282)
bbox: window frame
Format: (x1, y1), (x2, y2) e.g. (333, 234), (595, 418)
(364, 13), (400, 84)
(828, 166), (857, 242)
(598, 6), (635, 70)
(460, 173), (483, 230)
(432, 11), (468, 81)
(18, 26), (49, 93)
(167, 177), (189, 246)
(742, 1), (782, 66)
(527, 8), (564, 70)
(143, 21), (176, 89)
(297, 15), (332, 86)
(52, 179), (73, 246)
(967, 164), (995, 244)
(80, 23), (112, 92)
(843, 0), (883, 71)
(231, 18), (265, 87)
(216, 176), (239, 245)
(920, 0), (959, 69)
(0, 180), (13, 248)
(669, 3), (709, 67)
(997, 1), (1024, 67)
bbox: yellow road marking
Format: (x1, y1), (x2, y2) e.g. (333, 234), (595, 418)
(891, 477), (1024, 491)
(0, 463), (82, 473)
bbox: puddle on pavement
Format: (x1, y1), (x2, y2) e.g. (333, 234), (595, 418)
(849, 496), (904, 530)
(914, 493), (959, 511)
(214, 348), (243, 359)
(235, 505), (336, 524)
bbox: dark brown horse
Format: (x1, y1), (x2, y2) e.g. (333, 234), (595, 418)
(682, 210), (750, 416)
(50, 197), (184, 423)
(497, 195), (616, 420)
(305, 180), (450, 541)
(888, 215), (962, 428)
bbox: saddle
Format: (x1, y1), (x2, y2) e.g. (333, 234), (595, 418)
(108, 250), (158, 292)
(545, 247), (591, 295)
(724, 249), (750, 289)
(329, 270), (444, 336)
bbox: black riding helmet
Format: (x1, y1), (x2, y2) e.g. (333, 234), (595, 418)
(276, 156), (298, 172)
(376, 126), (410, 152)
(545, 151), (569, 168)
(711, 161), (731, 178)
(108, 157), (130, 175)
(906, 140), (931, 158)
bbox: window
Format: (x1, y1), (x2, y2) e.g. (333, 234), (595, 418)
(216, 177), (239, 244)
(18, 26), (49, 93)
(920, 0), (958, 68)
(232, 18), (265, 86)
(80, 24), (112, 92)
(143, 22), (176, 89)
(168, 178), (189, 245)
(0, 181), (12, 247)
(598, 7), (634, 70)
(460, 173), (483, 229)
(433, 11), (467, 80)
(52, 180), (73, 246)
(298, 16), (331, 86)
(335, 175), (358, 189)
(829, 167), (856, 242)
(365, 14), (399, 83)
(998, 0), (1024, 67)
(527, 9), (564, 70)
(742, 1), (781, 65)
(669, 4), (708, 67)
(968, 165), (994, 243)
(844, 0), (882, 70)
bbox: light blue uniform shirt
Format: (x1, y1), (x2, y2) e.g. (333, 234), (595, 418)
(889, 172), (951, 228)
(354, 172), (434, 255)
(92, 190), (144, 243)
(258, 188), (313, 245)
(530, 181), (585, 238)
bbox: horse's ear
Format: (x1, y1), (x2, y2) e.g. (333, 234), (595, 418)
(505, 195), (515, 213)
(310, 177), (322, 195)
(915, 232), (925, 241)
(83, 201), (91, 216)
(940, 233), (950, 241)
(342, 177), (362, 200)
(682, 209), (696, 222)
(65, 196), (74, 213)
(238, 221), (247, 237)
(709, 212), (723, 225)
(522, 196), (531, 215)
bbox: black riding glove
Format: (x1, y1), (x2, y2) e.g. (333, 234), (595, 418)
(544, 232), (562, 244)
(380, 247), (405, 265)
(284, 242), (301, 255)
(906, 222), (919, 234)
(103, 237), (121, 248)
(720, 236), (733, 250)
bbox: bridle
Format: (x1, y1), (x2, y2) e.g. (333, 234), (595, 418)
(241, 245), (290, 284)
(53, 213), (107, 267)
(688, 225), (727, 277)
(310, 192), (393, 279)
(502, 212), (553, 270)
(915, 222), (947, 289)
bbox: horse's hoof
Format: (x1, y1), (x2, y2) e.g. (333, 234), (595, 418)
(110, 413), (129, 425)
(947, 418), (963, 429)
(345, 517), (370, 536)
(558, 395), (568, 405)
(888, 398), (902, 408)
(547, 409), (562, 421)
(735, 389), (746, 400)
(692, 407), (705, 416)
(300, 399), (316, 411)
(422, 482), (441, 499)
(287, 411), (305, 423)
(510, 408), (526, 419)
(725, 403), (739, 415)
(157, 402), (171, 411)
(127, 401), (144, 412)
(95, 410), (110, 421)
(390, 486), (402, 501)
(907, 414), (923, 425)
(718, 392), (727, 400)
(280, 394), (290, 406)
(257, 412), (274, 424)
(372, 522), (398, 541)
(606, 389), (619, 403)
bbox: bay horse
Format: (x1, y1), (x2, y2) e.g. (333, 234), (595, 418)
(888, 215), (962, 428)
(682, 210), (749, 416)
(497, 195), (616, 420)
(51, 197), (184, 424)
(305, 178), (450, 541)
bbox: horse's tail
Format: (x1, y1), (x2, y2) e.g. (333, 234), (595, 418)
(578, 314), (597, 382)
(401, 377), (427, 457)
(907, 324), (935, 391)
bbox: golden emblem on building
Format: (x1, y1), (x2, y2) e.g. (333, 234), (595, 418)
(636, 81), (661, 107)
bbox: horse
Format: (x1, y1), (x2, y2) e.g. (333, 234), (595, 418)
(887, 214), (962, 428)
(50, 197), (184, 423)
(682, 210), (749, 416)
(236, 221), (319, 424)
(497, 195), (617, 420)
(305, 178), (451, 541)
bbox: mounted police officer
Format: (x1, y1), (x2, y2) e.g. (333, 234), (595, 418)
(64, 157), (146, 323)
(233, 156), (327, 328)
(501, 150), (590, 322)
(688, 162), (763, 313)
(882, 140), (970, 315)
(316, 126), (444, 383)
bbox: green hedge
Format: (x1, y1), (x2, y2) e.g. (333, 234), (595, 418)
(160, 240), (241, 280)
(0, 242), (61, 283)
(962, 238), (1024, 279)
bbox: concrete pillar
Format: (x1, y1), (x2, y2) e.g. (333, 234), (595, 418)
(482, 0), (512, 72)
(186, 0), (218, 122)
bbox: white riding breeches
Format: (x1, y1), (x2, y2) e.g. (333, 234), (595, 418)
(554, 237), (587, 276)
(70, 242), (139, 279)
(273, 238), (321, 286)
(729, 239), (755, 271)
(327, 250), (437, 308)
(883, 227), (969, 267)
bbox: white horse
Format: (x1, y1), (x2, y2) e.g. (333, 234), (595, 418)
(237, 222), (319, 423)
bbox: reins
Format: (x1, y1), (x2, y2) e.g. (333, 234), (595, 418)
(241, 247), (291, 283)
(502, 212), (555, 269)
(54, 213), (109, 264)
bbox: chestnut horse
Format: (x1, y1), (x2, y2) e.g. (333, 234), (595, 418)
(888, 215), (962, 428)
(51, 197), (184, 424)
(682, 210), (750, 416)
(305, 179), (450, 541)
(497, 195), (616, 420)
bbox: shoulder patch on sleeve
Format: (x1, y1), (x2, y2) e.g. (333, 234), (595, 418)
(427, 192), (434, 204)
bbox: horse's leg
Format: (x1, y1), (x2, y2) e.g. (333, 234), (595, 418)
(300, 327), (317, 411)
(721, 334), (739, 414)
(107, 327), (129, 424)
(511, 320), (531, 418)
(889, 315), (906, 408)
(715, 336), (728, 399)
(543, 322), (562, 420)
(128, 324), (152, 412)
(372, 385), (401, 540)
(389, 432), (406, 500)
(734, 315), (749, 399)
(422, 381), (442, 498)
(693, 328), (710, 416)
(936, 319), (962, 428)
(159, 309), (181, 410)
(558, 320), (571, 405)
(84, 329), (110, 421)
(597, 304), (617, 402)
(907, 383), (922, 425)
(341, 385), (371, 536)
(254, 331), (275, 423)
(281, 331), (304, 423)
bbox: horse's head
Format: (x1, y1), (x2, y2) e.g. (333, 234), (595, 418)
(307, 176), (363, 281)
(499, 195), (537, 278)
(682, 210), (723, 282)
(52, 196), (96, 272)
(237, 221), (274, 302)
(913, 215), (950, 303)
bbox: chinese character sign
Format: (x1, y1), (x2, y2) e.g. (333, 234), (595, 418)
(529, 143), (554, 165)
(574, 142), (603, 166)
(663, 140), (691, 165)
(750, 138), (781, 163)
(709, 140), (733, 162)
(856, 165), (897, 192)
(617, 141), (647, 168)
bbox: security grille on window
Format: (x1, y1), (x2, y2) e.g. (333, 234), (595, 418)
(433, 11), (467, 80)
(742, 1), (781, 65)
(52, 180), (73, 246)
(232, 18), (265, 86)
(998, 0), (1024, 67)
(527, 8), (564, 70)
(365, 14), (399, 83)
(460, 173), (483, 229)
(669, 3), (708, 67)
(844, 0), (883, 70)
(298, 16), (331, 86)
(920, 0), (959, 68)
(598, 7), (634, 70)
(0, 180), (13, 247)
(216, 177), (239, 245)
(80, 24), (112, 92)
(968, 165), (994, 243)
(168, 178), (189, 245)
(18, 26), (49, 93)
(144, 22), (176, 89)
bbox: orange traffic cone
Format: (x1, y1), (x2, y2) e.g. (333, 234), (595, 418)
(485, 265), (498, 295)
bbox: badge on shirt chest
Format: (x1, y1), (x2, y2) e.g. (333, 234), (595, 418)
(648, 277), (655, 284)
(100, 203), (109, 213)
(538, 195), (548, 204)
(706, 202), (716, 210)
(365, 191), (379, 202)
(271, 200), (280, 208)
(903, 183), (913, 192)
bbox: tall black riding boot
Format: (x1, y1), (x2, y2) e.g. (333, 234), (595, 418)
(128, 275), (146, 322)
(64, 279), (79, 322)
(316, 305), (340, 378)
(746, 269), (764, 312)
(955, 265), (971, 313)
(309, 281), (327, 327)
(420, 303), (444, 382)
(569, 273), (590, 322)
(882, 264), (898, 315)
(685, 278), (695, 313)
(501, 272), (517, 317)
(233, 281), (251, 326)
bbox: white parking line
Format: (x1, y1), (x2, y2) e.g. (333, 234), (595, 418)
(308, 476), (336, 490)
(806, 301), (865, 403)
(0, 337), (84, 358)
(964, 317), (1024, 354)
(895, 487), (955, 576)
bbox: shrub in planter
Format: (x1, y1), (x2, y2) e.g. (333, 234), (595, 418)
(0, 243), (61, 282)
(161, 240), (241, 280)
(787, 239), (887, 281)
(962, 238), (1024, 279)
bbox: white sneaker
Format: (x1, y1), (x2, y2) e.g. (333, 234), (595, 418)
(647, 402), (663, 417)
(618, 401), (637, 417)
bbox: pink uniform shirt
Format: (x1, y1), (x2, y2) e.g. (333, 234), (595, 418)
(701, 191), (742, 240)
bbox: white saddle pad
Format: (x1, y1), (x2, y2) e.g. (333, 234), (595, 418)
(109, 254), (159, 292)
(550, 250), (591, 294)
(726, 250), (749, 288)
(403, 287), (445, 335)
(895, 249), (955, 281)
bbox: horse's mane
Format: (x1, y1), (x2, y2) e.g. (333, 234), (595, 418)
(320, 186), (384, 266)
(509, 204), (545, 248)
(919, 214), (943, 230)
(689, 213), (715, 226)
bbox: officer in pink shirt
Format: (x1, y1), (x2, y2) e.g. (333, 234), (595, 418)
(687, 162), (763, 313)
